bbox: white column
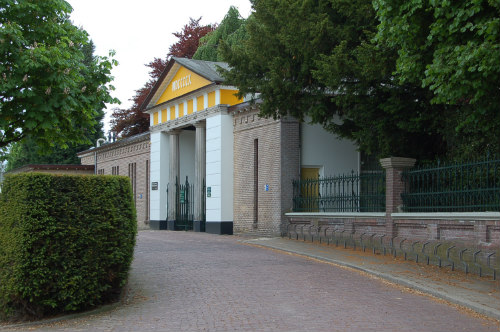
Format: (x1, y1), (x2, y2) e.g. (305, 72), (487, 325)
(194, 121), (206, 223)
(167, 129), (181, 222)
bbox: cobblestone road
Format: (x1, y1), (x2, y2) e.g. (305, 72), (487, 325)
(3, 231), (499, 332)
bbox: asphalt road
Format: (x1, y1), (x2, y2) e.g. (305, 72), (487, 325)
(3, 231), (499, 332)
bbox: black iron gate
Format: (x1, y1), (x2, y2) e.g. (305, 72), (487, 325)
(166, 176), (205, 231)
(175, 176), (194, 230)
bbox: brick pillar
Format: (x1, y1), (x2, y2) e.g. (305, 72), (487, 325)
(380, 157), (416, 238)
(474, 222), (488, 244)
(167, 129), (181, 229)
(194, 121), (206, 232)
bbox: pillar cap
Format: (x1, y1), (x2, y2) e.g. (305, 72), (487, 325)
(194, 120), (206, 128)
(379, 157), (416, 169)
(167, 128), (182, 135)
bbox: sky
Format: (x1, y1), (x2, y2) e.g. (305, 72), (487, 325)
(68, 0), (253, 135)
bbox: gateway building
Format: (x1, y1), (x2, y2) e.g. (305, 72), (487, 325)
(81, 57), (359, 236)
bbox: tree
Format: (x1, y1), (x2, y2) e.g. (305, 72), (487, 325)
(110, 58), (165, 137)
(111, 18), (215, 137)
(194, 7), (248, 62)
(169, 17), (216, 59)
(221, 0), (447, 159)
(0, 0), (117, 151)
(3, 41), (106, 170)
(374, 0), (500, 156)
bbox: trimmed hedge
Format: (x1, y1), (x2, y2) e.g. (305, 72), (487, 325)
(0, 173), (137, 320)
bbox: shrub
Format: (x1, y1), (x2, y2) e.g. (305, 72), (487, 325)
(0, 173), (137, 320)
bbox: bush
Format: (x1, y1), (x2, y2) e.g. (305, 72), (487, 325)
(0, 173), (137, 320)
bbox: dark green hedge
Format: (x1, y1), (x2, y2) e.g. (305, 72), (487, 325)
(0, 173), (137, 320)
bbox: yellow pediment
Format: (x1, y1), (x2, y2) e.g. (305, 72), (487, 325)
(155, 66), (212, 105)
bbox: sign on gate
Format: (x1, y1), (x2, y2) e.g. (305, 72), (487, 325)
(180, 190), (185, 204)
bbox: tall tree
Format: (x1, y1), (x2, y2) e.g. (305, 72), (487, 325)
(221, 0), (447, 159)
(0, 0), (117, 152)
(374, 0), (500, 157)
(110, 58), (165, 137)
(3, 41), (105, 170)
(169, 17), (216, 59)
(194, 7), (248, 62)
(111, 18), (215, 137)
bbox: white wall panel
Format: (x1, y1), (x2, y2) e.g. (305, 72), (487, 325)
(301, 122), (359, 176)
(220, 113), (234, 221)
(205, 113), (234, 222)
(149, 131), (169, 221)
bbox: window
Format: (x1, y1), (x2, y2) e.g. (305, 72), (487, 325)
(112, 166), (119, 175)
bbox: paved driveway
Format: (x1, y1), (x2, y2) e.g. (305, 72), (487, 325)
(3, 231), (499, 331)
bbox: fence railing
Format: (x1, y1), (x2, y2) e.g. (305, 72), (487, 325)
(292, 171), (386, 212)
(402, 155), (500, 212)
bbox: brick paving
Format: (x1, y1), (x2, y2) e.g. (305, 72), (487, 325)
(3, 231), (499, 332)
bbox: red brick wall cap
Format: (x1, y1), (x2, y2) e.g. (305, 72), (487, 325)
(380, 157), (416, 169)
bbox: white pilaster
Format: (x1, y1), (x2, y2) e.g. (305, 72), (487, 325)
(168, 130), (181, 221)
(150, 131), (169, 221)
(194, 121), (206, 222)
(215, 89), (221, 105)
(205, 112), (233, 224)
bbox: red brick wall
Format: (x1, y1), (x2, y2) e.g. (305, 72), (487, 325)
(285, 215), (499, 249)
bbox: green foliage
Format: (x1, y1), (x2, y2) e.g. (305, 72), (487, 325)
(222, 0), (448, 159)
(0, 0), (118, 150)
(3, 136), (94, 171)
(3, 40), (105, 170)
(374, 0), (500, 157)
(0, 173), (137, 320)
(221, 0), (499, 160)
(193, 6), (248, 62)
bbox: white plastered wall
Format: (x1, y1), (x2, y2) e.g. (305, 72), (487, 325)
(150, 131), (169, 221)
(300, 122), (359, 176)
(205, 113), (234, 222)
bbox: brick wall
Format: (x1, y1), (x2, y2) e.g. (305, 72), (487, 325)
(284, 155), (499, 249)
(286, 214), (499, 249)
(280, 118), (300, 234)
(78, 133), (151, 229)
(233, 108), (299, 237)
(284, 155), (499, 248)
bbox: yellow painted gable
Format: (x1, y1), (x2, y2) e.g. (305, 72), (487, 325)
(156, 66), (212, 105)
